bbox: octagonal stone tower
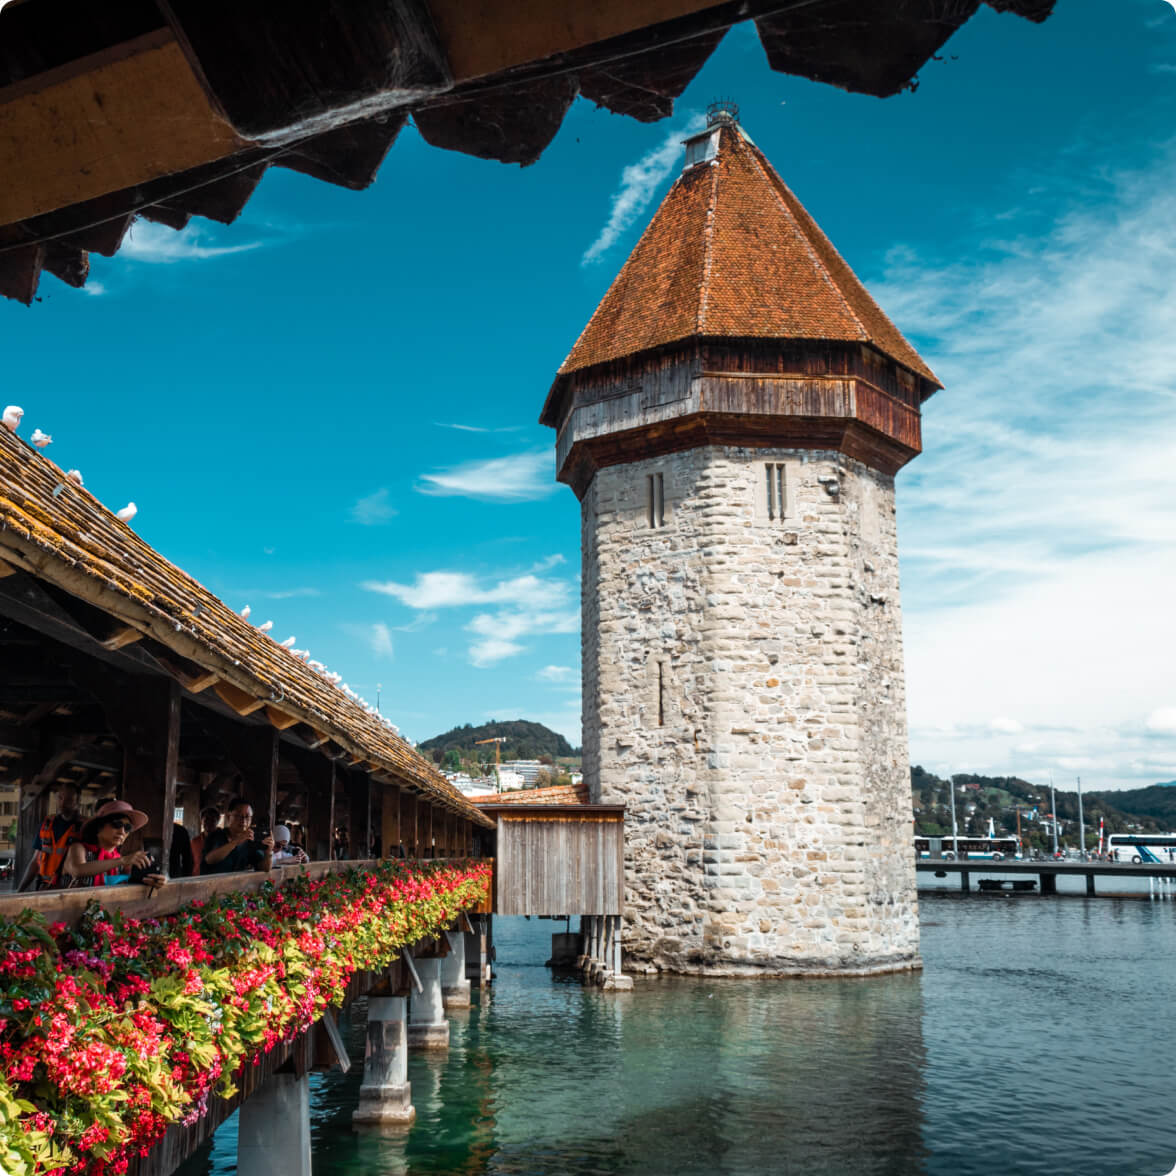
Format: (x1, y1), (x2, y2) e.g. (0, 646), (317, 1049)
(541, 109), (941, 976)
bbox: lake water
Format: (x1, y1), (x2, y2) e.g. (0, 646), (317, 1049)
(178, 894), (1176, 1176)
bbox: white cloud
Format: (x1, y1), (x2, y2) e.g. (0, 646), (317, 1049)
(362, 570), (567, 612)
(880, 144), (1176, 789)
(434, 422), (523, 433)
(469, 637), (525, 667)
(121, 221), (263, 264)
(582, 114), (706, 266)
(82, 281), (107, 297)
(530, 554), (565, 573)
(370, 623), (395, 659)
(466, 608), (579, 667)
(1145, 708), (1176, 735)
(989, 717), (1024, 735)
(351, 488), (398, 525)
(538, 665), (574, 681)
(416, 451), (554, 502)
(362, 564), (576, 666)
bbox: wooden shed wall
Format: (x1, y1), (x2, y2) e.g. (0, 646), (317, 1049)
(494, 813), (624, 916)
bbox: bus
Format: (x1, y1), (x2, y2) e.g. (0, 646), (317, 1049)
(915, 836), (1020, 861)
(1106, 834), (1176, 864)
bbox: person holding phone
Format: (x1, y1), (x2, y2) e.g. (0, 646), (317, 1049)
(62, 800), (167, 889)
(201, 798), (274, 874)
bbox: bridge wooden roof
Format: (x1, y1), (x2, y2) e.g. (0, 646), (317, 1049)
(0, 424), (492, 827)
(0, 0), (1054, 305)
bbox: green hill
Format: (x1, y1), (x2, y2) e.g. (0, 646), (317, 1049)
(910, 766), (1172, 850)
(1086, 783), (1176, 829)
(419, 720), (577, 767)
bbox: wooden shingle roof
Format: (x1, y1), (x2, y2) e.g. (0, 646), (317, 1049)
(0, 424), (491, 827)
(557, 120), (938, 387)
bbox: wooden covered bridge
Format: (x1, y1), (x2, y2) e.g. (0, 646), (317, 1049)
(0, 420), (503, 1174)
(0, 419), (628, 1175)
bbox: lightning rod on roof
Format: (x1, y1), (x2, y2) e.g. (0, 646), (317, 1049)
(706, 99), (739, 127)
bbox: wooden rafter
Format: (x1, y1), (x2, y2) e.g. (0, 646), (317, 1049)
(212, 680), (266, 717)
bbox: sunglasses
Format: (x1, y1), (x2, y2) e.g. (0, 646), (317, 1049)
(107, 819), (133, 831)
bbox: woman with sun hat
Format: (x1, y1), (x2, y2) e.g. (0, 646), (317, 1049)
(62, 799), (167, 889)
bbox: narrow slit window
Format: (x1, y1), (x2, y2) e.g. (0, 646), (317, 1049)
(646, 472), (665, 528)
(764, 462), (788, 522)
(657, 661), (666, 727)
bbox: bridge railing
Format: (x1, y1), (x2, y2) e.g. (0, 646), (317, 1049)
(0, 855), (491, 927)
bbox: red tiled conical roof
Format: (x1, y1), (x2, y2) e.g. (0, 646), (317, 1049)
(558, 121), (938, 387)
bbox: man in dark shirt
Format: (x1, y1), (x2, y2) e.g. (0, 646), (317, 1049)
(201, 798), (274, 874)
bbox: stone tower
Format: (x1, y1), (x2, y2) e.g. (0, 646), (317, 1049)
(540, 109), (941, 977)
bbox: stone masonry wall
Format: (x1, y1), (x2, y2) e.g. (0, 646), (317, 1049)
(581, 445), (920, 975)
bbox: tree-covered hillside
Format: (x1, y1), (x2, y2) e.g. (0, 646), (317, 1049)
(1085, 783), (1176, 829)
(419, 720), (577, 767)
(911, 766), (1171, 851)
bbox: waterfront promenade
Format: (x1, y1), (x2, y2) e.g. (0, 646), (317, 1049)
(916, 857), (1176, 894)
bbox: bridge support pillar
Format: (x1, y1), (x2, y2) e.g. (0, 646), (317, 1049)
(1086, 873), (1096, 897)
(441, 930), (471, 1008)
(465, 915), (492, 987)
(408, 958), (449, 1050)
(960, 871), (970, 893)
(238, 1070), (311, 1176)
(1041, 873), (1057, 896)
(352, 996), (415, 1129)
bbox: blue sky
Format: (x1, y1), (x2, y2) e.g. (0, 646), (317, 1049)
(3, 0), (1174, 788)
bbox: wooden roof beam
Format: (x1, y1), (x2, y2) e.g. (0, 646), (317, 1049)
(265, 705), (301, 731)
(0, 30), (245, 227)
(100, 624), (144, 651)
(213, 680), (266, 717)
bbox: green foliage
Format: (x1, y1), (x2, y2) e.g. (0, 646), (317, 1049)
(910, 767), (1174, 842)
(420, 719), (578, 763)
(1085, 783), (1176, 829)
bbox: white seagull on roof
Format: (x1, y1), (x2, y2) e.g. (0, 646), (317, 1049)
(258, 620), (273, 632)
(65, 469), (83, 487)
(30, 428), (51, 449)
(2, 406), (23, 433)
(116, 503), (137, 523)
(280, 636), (296, 648)
(240, 605), (251, 619)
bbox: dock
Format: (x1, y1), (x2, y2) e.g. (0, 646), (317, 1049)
(916, 858), (1176, 895)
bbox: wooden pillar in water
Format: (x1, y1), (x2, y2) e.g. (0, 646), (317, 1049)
(407, 957), (449, 1050)
(441, 929), (470, 1008)
(238, 1068), (311, 1176)
(353, 996), (415, 1127)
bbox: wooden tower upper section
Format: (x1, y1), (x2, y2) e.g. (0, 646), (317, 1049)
(541, 109), (941, 498)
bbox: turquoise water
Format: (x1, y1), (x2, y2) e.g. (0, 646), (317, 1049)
(179, 896), (1176, 1176)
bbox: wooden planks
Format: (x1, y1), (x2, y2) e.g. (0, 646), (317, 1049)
(492, 810), (624, 916)
(0, 32), (243, 225)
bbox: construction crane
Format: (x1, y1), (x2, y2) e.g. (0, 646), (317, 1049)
(475, 736), (508, 792)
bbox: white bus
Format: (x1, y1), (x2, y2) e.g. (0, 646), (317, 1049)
(1106, 834), (1176, 864)
(915, 836), (1020, 861)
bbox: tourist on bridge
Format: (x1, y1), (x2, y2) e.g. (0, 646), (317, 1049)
(201, 798), (274, 874)
(17, 781), (84, 891)
(190, 805), (222, 874)
(272, 825), (309, 865)
(62, 800), (167, 889)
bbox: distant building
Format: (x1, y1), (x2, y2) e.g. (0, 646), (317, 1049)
(498, 760), (543, 787)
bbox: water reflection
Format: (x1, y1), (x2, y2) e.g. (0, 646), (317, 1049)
(171, 899), (1176, 1176)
